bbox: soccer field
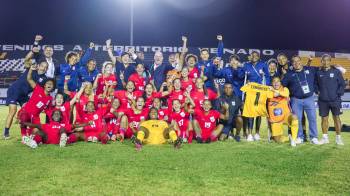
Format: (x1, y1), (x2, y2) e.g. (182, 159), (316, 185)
(0, 106), (349, 195)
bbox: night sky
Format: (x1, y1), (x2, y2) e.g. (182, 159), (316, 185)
(1, 0), (349, 52)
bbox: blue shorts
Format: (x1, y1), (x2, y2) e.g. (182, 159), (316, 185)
(5, 87), (28, 106)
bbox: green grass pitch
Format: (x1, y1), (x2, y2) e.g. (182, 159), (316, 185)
(0, 106), (349, 195)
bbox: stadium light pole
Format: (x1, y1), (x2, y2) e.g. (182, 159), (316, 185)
(130, 0), (134, 46)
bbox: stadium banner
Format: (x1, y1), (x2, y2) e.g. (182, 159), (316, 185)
(1, 44), (350, 105)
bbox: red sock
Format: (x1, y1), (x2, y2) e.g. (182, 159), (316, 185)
(210, 134), (217, 142)
(67, 134), (77, 144)
(100, 134), (108, 144)
(188, 130), (194, 144)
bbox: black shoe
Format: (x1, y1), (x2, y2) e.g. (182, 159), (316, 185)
(196, 137), (203, 143)
(174, 137), (183, 149)
(205, 138), (211, 143)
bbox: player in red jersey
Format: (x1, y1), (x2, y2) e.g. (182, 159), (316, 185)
(167, 78), (187, 110)
(169, 96), (195, 143)
(114, 81), (143, 112)
(129, 63), (146, 91)
(190, 77), (218, 110)
(93, 61), (116, 96)
(75, 101), (108, 144)
(152, 98), (169, 122)
(18, 65), (54, 139)
(20, 110), (91, 148)
(143, 83), (170, 108)
(46, 84), (85, 124)
(103, 98), (125, 142)
(192, 100), (229, 143)
(185, 54), (199, 82)
(180, 67), (195, 92)
(120, 97), (149, 141)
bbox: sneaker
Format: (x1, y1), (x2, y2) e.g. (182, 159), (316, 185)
(87, 136), (93, 142)
(174, 137), (183, 149)
(336, 136), (344, 145)
(310, 138), (323, 145)
(92, 137), (98, 143)
(295, 137), (304, 144)
(3, 135), (10, 140)
(228, 135), (234, 140)
(22, 136), (38, 149)
(247, 134), (254, 142)
(254, 133), (260, 141)
(196, 137), (203, 143)
(234, 135), (241, 142)
(320, 137), (329, 144)
(182, 137), (188, 143)
(290, 139), (296, 147)
(135, 139), (142, 151)
(59, 133), (68, 147)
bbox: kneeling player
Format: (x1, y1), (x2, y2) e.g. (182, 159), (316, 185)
(134, 108), (182, 151)
(268, 77), (298, 146)
(20, 110), (90, 148)
(192, 100), (229, 143)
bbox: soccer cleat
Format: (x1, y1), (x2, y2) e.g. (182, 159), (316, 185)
(247, 134), (254, 142)
(234, 135), (241, 142)
(196, 137), (203, 144)
(228, 135), (234, 140)
(336, 136), (344, 145)
(174, 137), (183, 149)
(59, 133), (68, 147)
(295, 137), (304, 144)
(320, 137), (329, 144)
(22, 136), (38, 149)
(310, 138), (323, 145)
(129, 135), (136, 144)
(92, 137), (98, 143)
(100, 135), (108, 145)
(135, 139), (142, 151)
(205, 138), (211, 144)
(3, 135), (10, 140)
(290, 139), (296, 147)
(253, 133), (260, 141)
(182, 137), (188, 143)
(87, 136), (93, 142)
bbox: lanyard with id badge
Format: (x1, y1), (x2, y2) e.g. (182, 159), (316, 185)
(296, 71), (310, 94)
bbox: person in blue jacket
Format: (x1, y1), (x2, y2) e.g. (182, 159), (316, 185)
(316, 54), (346, 145)
(57, 42), (94, 92)
(197, 35), (224, 91)
(78, 58), (99, 88)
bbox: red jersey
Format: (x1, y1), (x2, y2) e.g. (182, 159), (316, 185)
(194, 109), (220, 139)
(104, 109), (123, 135)
(125, 108), (149, 129)
(129, 73), (146, 91)
(114, 90), (143, 111)
(45, 102), (71, 124)
(41, 122), (72, 144)
(181, 79), (194, 92)
(145, 92), (162, 108)
(95, 74), (117, 95)
(190, 89), (217, 109)
(74, 93), (98, 123)
(158, 108), (169, 121)
(169, 109), (190, 131)
(81, 108), (106, 134)
(188, 67), (199, 82)
(167, 90), (186, 111)
(23, 85), (52, 116)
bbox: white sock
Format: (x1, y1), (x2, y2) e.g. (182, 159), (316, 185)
(336, 135), (341, 139)
(323, 134), (328, 139)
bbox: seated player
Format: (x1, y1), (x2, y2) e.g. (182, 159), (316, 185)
(119, 97), (149, 141)
(169, 97), (195, 143)
(190, 77), (218, 110)
(114, 81), (143, 112)
(128, 63), (146, 91)
(93, 61), (117, 96)
(192, 100), (229, 143)
(143, 83), (170, 108)
(103, 98), (125, 142)
(18, 65), (54, 141)
(75, 101), (108, 144)
(134, 107), (183, 151)
(152, 98), (169, 122)
(20, 110), (90, 148)
(268, 77), (299, 146)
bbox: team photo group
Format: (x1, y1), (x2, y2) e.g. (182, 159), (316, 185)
(3, 34), (346, 150)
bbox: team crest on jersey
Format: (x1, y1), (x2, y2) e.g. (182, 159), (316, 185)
(194, 73), (198, 78)
(60, 106), (66, 111)
(140, 116), (145, 120)
(93, 114), (99, 120)
(179, 95), (183, 100)
(180, 112), (185, 117)
(330, 73), (334, 78)
(39, 78), (43, 82)
(159, 111), (164, 115)
(273, 108), (283, 116)
(231, 101), (235, 106)
(210, 116), (215, 122)
(305, 70), (310, 74)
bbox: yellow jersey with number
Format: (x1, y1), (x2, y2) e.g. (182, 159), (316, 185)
(241, 82), (273, 118)
(139, 120), (168, 145)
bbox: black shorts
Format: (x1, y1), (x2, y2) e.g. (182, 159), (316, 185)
(5, 87), (28, 106)
(318, 100), (342, 117)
